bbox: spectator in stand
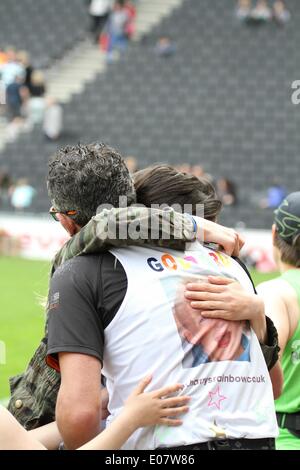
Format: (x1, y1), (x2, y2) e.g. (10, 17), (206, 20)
(43, 97), (63, 141)
(1, 48), (24, 88)
(176, 163), (192, 174)
(29, 70), (46, 98)
(0, 47), (7, 73)
(191, 165), (213, 183)
(88, 0), (113, 44)
(17, 51), (34, 92)
(155, 37), (176, 58)
(124, 0), (136, 39)
(216, 178), (238, 207)
(191, 165), (205, 178)
(10, 178), (36, 211)
(250, 0), (272, 22)
(235, 0), (252, 21)
(0, 168), (12, 208)
(26, 70), (46, 124)
(260, 181), (287, 209)
(125, 156), (138, 174)
(5, 74), (25, 123)
(273, 1), (290, 25)
(106, 1), (130, 62)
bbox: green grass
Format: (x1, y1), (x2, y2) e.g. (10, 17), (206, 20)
(249, 269), (279, 286)
(0, 258), (50, 399)
(0, 257), (279, 400)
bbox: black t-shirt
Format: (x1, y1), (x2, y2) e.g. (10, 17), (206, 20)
(46, 253), (127, 370)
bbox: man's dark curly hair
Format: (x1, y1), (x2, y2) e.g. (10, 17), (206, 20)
(47, 142), (136, 226)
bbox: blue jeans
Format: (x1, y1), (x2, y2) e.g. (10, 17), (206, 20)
(107, 33), (128, 61)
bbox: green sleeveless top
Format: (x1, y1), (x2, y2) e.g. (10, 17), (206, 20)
(275, 269), (300, 414)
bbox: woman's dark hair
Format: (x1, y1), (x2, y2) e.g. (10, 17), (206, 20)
(133, 164), (222, 221)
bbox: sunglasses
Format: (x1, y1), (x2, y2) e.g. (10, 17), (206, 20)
(49, 207), (78, 222)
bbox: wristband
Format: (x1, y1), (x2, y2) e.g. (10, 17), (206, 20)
(190, 216), (197, 233)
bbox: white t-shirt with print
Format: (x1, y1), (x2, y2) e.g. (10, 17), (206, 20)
(102, 243), (278, 449)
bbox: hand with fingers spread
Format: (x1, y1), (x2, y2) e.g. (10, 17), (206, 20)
(0, 377), (190, 451)
(185, 276), (267, 343)
(123, 375), (190, 429)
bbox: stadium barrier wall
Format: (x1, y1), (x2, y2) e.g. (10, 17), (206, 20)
(0, 213), (68, 260)
(0, 213), (276, 271)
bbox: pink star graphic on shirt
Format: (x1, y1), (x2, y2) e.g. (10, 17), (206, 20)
(208, 386), (227, 409)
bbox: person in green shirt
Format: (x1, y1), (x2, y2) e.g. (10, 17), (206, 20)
(256, 192), (300, 450)
(187, 192), (300, 450)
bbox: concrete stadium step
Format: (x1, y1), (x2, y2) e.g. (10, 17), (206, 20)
(47, 40), (106, 104)
(134, 0), (185, 39)
(0, 41), (106, 149)
(0, 0), (185, 152)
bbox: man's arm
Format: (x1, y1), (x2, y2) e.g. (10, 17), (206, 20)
(56, 353), (102, 450)
(46, 256), (107, 448)
(53, 207), (244, 270)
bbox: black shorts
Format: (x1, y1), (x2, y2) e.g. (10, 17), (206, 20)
(164, 438), (275, 451)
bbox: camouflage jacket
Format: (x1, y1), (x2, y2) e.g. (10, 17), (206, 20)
(8, 207), (279, 429)
(8, 207), (196, 429)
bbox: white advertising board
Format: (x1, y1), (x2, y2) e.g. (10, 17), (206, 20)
(0, 214), (277, 271)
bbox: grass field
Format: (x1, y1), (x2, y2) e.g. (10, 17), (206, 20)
(0, 257), (279, 401)
(0, 258), (50, 400)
